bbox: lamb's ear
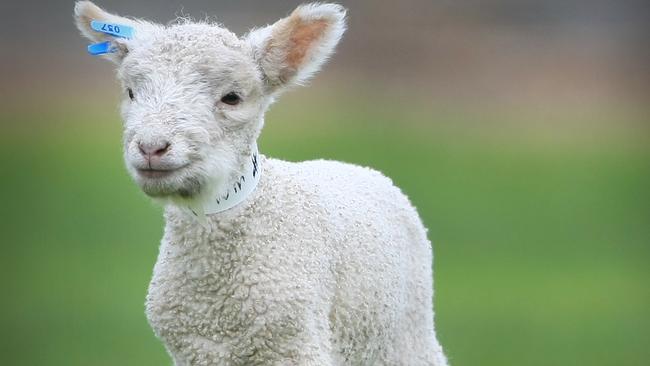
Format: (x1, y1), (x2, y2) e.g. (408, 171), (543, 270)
(246, 3), (346, 91)
(74, 1), (137, 62)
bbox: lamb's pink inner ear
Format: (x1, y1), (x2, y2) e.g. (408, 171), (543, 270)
(284, 18), (329, 69)
(267, 17), (330, 82)
(248, 3), (346, 88)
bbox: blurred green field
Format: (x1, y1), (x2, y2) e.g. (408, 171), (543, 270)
(0, 93), (648, 366)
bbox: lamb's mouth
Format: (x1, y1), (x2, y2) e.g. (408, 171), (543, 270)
(136, 165), (188, 179)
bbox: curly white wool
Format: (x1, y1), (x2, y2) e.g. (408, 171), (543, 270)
(75, 1), (448, 365)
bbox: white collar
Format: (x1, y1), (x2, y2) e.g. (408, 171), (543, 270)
(186, 144), (261, 220)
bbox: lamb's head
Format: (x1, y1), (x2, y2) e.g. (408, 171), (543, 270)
(74, 1), (345, 202)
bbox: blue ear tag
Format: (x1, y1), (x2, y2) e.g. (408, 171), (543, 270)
(90, 20), (134, 39)
(87, 41), (116, 55)
(86, 21), (134, 56)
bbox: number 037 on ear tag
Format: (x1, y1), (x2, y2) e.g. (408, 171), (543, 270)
(90, 20), (134, 39)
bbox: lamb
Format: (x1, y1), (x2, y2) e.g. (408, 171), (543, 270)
(74, 1), (448, 365)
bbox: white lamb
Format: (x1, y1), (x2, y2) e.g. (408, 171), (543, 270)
(74, 2), (448, 365)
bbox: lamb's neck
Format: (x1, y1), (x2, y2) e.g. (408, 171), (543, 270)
(184, 143), (262, 222)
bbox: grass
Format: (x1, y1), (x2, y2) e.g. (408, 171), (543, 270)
(0, 93), (648, 365)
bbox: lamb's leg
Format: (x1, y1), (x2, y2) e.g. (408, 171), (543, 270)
(258, 316), (337, 366)
(267, 336), (336, 366)
(169, 311), (334, 365)
(171, 355), (186, 366)
(266, 350), (334, 366)
(158, 333), (236, 366)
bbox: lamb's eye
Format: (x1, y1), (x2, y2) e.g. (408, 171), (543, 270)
(220, 92), (241, 106)
(127, 88), (135, 101)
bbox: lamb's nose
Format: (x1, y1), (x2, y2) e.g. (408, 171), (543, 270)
(138, 141), (171, 158)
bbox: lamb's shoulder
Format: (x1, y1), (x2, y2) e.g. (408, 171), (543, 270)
(259, 156), (430, 265)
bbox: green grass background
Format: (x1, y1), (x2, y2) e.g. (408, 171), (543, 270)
(1, 92), (648, 365)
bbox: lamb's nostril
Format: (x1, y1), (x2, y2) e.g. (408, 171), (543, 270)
(153, 142), (171, 156)
(138, 141), (171, 158)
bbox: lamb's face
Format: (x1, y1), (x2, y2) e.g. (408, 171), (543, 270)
(75, 1), (346, 203)
(117, 25), (267, 198)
